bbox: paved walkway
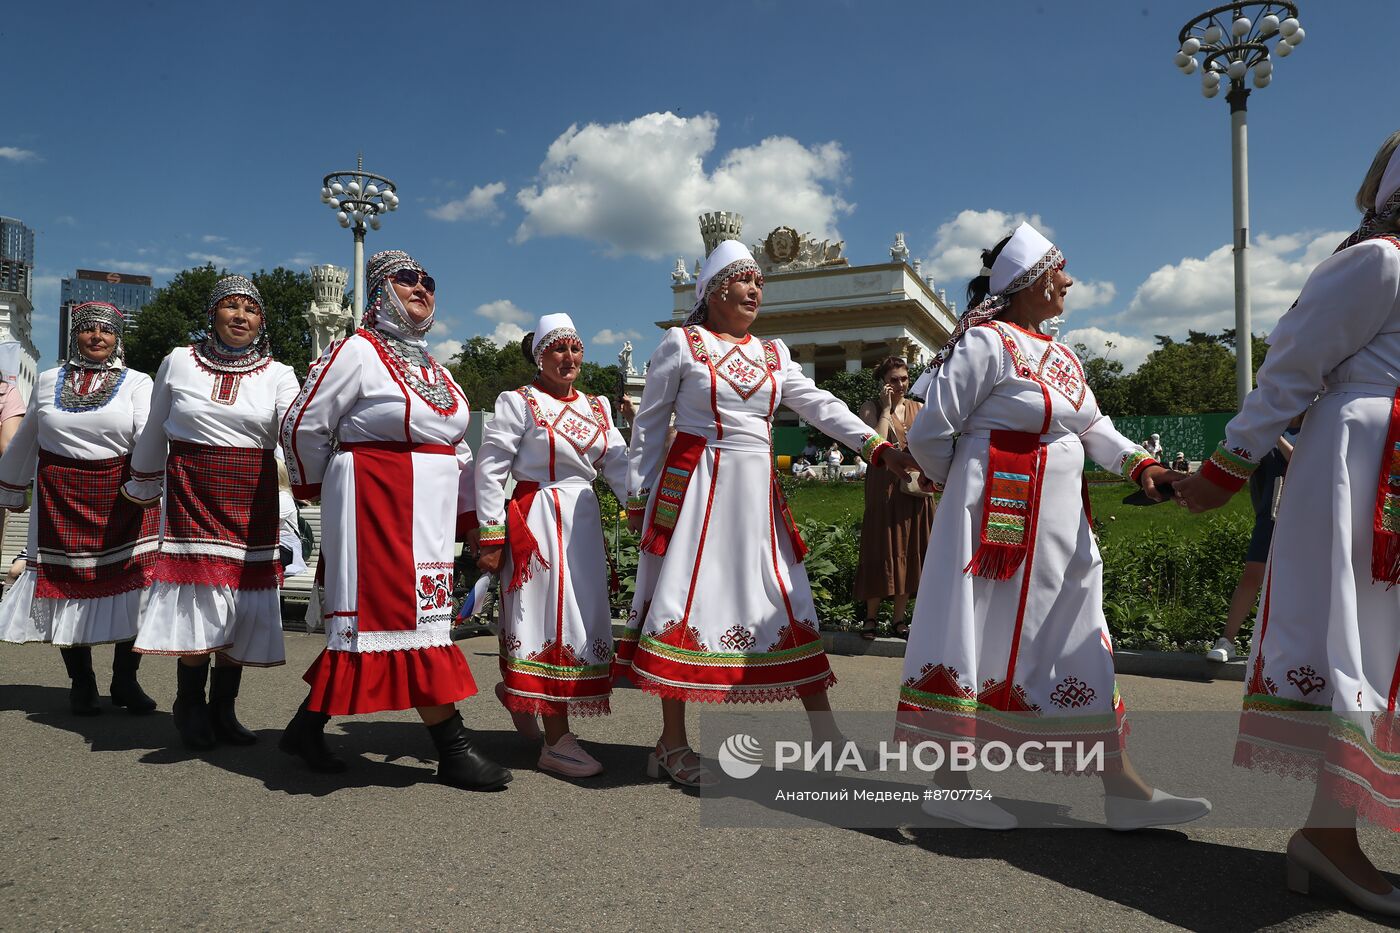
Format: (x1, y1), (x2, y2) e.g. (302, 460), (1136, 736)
(0, 635), (1395, 931)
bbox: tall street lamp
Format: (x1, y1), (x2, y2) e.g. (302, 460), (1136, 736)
(1175, 3), (1303, 406)
(320, 154), (400, 318)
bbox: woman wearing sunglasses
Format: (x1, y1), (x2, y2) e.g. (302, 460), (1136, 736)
(280, 250), (511, 791)
(123, 276), (300, 750)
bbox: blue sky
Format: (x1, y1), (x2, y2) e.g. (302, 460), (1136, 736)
(1, 0), (1390, 374)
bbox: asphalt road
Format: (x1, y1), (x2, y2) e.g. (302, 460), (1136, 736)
(1, 635), (1396, 932)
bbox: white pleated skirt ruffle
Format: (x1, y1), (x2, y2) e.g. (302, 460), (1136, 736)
(134, 581), (285, 666)
(0, 569), (142, 647)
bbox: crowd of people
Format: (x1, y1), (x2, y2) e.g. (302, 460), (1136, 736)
(2, 133), (1399, 917)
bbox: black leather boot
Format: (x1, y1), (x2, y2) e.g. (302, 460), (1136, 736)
(172, 658), (215, 750)
(109, 640), (157, 714)
(208, 664), (257, 745)
(59, 646), (99, 716)
(278, 698), (347, 773)
(426, 712), (512, 790)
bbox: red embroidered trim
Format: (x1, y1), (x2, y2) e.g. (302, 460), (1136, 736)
(629, 671), (837, 704)
(151, 558), (282, 591)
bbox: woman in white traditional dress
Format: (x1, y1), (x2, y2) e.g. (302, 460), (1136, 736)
(124, 276), (299, 750)
(618, 239), (920, 787)
(898, 222), (1210, 831)
(279, 250), (511, 791)
(0, 302), (159, 715)
(474, 314), (628, 778)
(1175, 132), (1400, 916)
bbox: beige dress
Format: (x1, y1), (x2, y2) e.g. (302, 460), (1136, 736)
(854, 398), (934, 602)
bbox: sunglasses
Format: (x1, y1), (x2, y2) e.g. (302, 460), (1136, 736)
(391, 269), (436, 294)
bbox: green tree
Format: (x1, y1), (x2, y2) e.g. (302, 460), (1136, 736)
(1073, 341), (1129, 415)
(820, 362), (929, 412)
(124, 265), (220, 375)
(443, 338), (622, 410)
(123, 264), (316, 379)
(1122, 340), (1237, 414)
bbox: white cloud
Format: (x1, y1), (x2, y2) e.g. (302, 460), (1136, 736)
(0, 147), (40, 163)
(1059, 327), (1158, 370)
(91, 259), (157, 275)
(920, 209), (1053, 288)
(429, 181), (508, 222)
(1065, 279), (1116, 312)
(201, 234), (227, 244)
(283, 253), (318, 268)
(474, 299), (532, 325)
(514, 112), (851, 258)
(431, 337), (463, 360)
(591, 328), (639, 346)
(488, 322), (526, 346)
(1115, 230), (1346, 336)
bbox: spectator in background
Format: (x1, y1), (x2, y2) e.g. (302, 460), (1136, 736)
(1206, 415), (1303, 662)
(802, 439), (820, 462)
(826, 443), (843, 480)
(854, 356), (934, 640)
(1172, 451), (1190, 472)
(791, 455), (813, 478)
(1144, 433), (1164, 461)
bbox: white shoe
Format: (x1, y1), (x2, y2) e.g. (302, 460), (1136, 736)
(1287, 830), (1400, 916)
(1105, 788), (1212, 831)
(921, 795), (1018, 830)
(1205, 637), (1235, 662)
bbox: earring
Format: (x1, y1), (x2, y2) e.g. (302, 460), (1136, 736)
(1043, 285), (1054, 302)
(720, 286), (730, 302)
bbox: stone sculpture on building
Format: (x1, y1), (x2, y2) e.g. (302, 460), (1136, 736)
(304, 264), (353, 361)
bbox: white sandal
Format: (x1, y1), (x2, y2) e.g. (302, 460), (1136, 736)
(646, 741), (717, 787)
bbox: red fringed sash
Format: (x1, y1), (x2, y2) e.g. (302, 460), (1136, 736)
(640, 432), (707, 556)
(1371, 389), (1400, 586)
(772, 474), (808, 561)
(965, 430), (1043, 581)
(34, 451), (160, 599)
(505, 480), (549, 593)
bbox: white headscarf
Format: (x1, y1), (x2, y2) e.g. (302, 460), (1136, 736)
(683, 239), (762, 326)
(1338, 144), (1400, 252)
(911, 222), (1064, 397)
(532, 313), (581, 366)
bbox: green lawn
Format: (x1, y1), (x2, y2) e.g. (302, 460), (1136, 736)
(787, 477), (1254, 545)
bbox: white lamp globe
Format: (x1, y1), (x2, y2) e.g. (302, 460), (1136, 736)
(1276, 40), (1293, 57)
(1182, 37), (1201, 54)
(1287, 27), (1304, 46)
(369, 216), (381, 231)
(1227, 59), (1247, 79)
(336, 211), (349, 225)
(331, 182), (344, 194)
(1253, 71), (1272, 88)
(1184, 57), (1198, 75)
(347, 181), (361, 195)
(1203, 24), (1222, 43)
(1203, 83), (1219, 99)
(1232, 16), (1251, 37)
(321, 186), (332, 199)
(1280, 17), (1299, 37)
(1175, 51), (1191, 67)
(1204, 73), (1221, 90)
(366, 184), (379, 197)
(328, 197), (340, 209)
(1255, 59), (1273, 77)
(1259, 14), (1279, 35)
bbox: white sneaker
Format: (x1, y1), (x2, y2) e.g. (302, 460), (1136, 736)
(921, 794), (1018, 830)
(1205, 637), (1235, 662)
(1105, 788), (1212, 831)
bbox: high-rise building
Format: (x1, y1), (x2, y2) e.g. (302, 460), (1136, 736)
(58, 269), (155, 357)
(0, 216), (35, 300)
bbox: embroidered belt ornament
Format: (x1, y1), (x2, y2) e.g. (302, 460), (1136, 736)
(966, 430), (1043, 580)
(640, 431), (707, 556)
(1371, 389), (1400, 587)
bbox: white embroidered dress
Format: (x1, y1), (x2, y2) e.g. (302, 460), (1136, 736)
(1205, 236), (1400, 827)
(474, 385), (628, 717)
(0, 366), (155, 645)
(282, 327), (478, 716)
(126, 348), (300, 666)
(617, 325), (883, 703)
(898, 321), (1154, 757)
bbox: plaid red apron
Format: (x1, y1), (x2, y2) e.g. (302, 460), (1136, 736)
(34, 450), (160, 600)
(151, 440), (281, 590)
